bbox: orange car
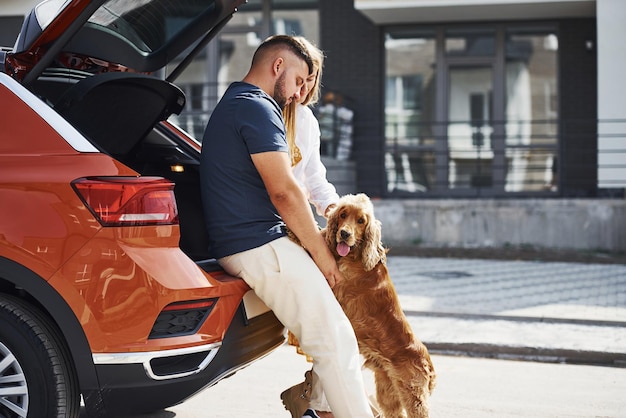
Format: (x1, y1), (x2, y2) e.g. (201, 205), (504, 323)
(0, 1), (285, 417)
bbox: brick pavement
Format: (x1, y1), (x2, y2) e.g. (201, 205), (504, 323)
(387, 256), (626, 366)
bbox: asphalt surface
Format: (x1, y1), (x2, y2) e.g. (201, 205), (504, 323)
(153, 344), (626, 418)
(388, 256), (626, 367)
(112, 255), (626, 417)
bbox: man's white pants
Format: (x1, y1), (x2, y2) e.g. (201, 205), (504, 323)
(219, 236), (373, 418)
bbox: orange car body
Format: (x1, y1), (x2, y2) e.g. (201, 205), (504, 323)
(0, 1), (284, 416)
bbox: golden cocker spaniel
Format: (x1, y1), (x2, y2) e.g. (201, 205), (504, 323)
(324, 193), (436, 418)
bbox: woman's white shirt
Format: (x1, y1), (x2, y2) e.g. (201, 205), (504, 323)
(292, 104), (339, 216)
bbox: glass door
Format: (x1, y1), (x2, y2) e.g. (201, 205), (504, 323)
(504, 28), (559, 192)
(383, 24), (558, 197)
(447, 65), (495, 190)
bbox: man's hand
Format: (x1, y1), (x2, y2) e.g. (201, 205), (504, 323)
(321, 263), (342, 288)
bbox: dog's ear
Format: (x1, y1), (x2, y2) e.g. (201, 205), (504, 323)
(362, 218), (385, 271)
(324, 205), (340, 250)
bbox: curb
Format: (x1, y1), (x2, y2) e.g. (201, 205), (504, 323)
(426, 342), (626, 368)
(404, 310), (626, 328)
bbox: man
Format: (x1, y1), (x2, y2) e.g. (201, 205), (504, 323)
(200, 35), (374, 418)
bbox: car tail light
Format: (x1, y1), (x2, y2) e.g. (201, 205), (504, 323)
(72, 177), (179, 226)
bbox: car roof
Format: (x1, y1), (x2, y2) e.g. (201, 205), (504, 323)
(9, 0), (245, 84)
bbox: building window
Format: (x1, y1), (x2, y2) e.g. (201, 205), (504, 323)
(384, 24), (558, 196)
(505, 28), (559, 192)
(170, 1), (320, 141)
(445, 27), (496, 56)
(384, 31), (436, 193)
(447, 66), (494, 189)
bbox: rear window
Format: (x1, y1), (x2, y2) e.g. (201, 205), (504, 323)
(88, 0), (217, 53)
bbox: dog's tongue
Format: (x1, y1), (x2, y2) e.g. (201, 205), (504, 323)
(337, 242), (351, 257)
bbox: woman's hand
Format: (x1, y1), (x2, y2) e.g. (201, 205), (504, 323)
(324, 204), (337, 218)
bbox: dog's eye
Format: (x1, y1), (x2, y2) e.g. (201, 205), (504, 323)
(358, 217), (365, 224)
(340, 212), (347, 219)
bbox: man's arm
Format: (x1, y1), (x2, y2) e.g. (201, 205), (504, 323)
(251, 151), (342, 287)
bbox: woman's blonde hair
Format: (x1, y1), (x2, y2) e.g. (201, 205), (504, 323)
(283, 36), (324, 167)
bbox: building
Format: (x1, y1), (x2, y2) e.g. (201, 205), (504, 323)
(2, 0), (624, 250)
(325, 0), (626, 197)
(318, 0), (626, 251)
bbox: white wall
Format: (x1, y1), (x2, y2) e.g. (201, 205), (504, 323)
(597, 0), (626, 188)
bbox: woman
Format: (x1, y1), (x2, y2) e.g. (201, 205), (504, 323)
(280, 37), (338, 418)
(283, 37), (339, 219)
(280, 38), (379, 418)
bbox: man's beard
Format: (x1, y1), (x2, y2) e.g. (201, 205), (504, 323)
(273, 72), (288, 109)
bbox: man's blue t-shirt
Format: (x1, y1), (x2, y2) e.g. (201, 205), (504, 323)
(200, 81), (288, 259)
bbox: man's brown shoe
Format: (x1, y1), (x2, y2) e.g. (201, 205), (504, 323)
(280, 370), (312, 418)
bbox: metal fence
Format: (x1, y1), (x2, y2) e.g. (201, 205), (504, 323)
(172, 89), (626, 198)
(383, 119), (626, 197)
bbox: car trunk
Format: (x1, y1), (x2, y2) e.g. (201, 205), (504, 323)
(4, 0), (247, 263)
(33, 70), (212, 261)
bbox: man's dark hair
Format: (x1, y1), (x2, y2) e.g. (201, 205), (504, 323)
(253, 35), (314, 75)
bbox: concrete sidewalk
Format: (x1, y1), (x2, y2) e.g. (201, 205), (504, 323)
(387, 256), (626, 366)
(116, 256), (626, 417)
(151, 345), (626, 418)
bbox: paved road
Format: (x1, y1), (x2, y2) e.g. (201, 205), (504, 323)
(390, 256), (626, 366)
(124, 343), (626, 418)
(105, 256), (626, 417)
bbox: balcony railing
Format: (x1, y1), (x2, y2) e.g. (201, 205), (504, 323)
(383, 119), (626, 198)
(170, 89), (625, 198)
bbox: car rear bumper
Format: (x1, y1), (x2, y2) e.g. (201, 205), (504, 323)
(93, 342), (222, 381)
(86, 306), (285, 416)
